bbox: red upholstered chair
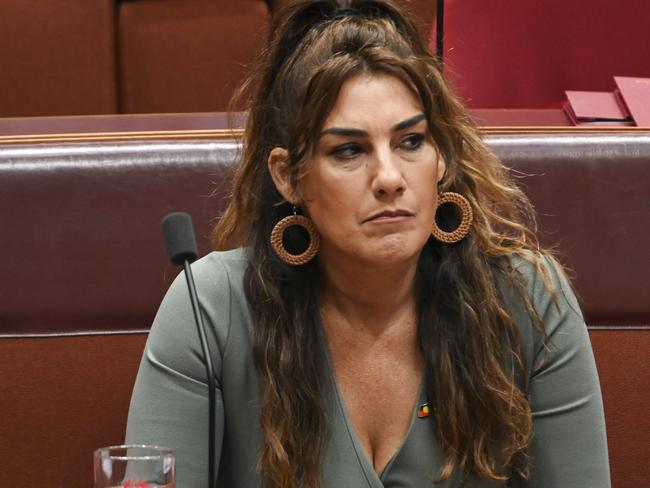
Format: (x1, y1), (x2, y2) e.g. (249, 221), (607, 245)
(0, 0), (117, 117)
(118, 0), (270, 113)
(118, 0), (437, 114)
(0, 0), (437, 117)
(433, 0), (650, 108)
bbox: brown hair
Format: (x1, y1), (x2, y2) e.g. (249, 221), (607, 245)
(213, 1), (553, 486)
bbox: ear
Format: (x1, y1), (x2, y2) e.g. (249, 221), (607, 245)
(268, 147), (298, 204)
(436, 153), (446, 184)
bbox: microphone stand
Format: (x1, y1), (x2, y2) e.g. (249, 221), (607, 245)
(162, 212), (217, 488)
(436, 0), (445, 65)
(182, 259), (217, 488)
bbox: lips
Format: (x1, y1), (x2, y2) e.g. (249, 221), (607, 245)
(364, 209), (414, 223)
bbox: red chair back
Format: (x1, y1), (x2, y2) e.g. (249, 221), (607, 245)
(434, 0), (650, 108)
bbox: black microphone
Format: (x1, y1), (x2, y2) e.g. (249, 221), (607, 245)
(436, 0), (444, 64)
(161, 212), (217, 488)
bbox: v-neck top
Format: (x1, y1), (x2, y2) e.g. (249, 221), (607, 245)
(125, 248), (610, 487)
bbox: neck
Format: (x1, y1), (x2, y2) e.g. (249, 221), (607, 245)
(318, 251), (420, 337)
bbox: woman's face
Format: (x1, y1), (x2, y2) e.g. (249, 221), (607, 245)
(271, 74), (445, 268)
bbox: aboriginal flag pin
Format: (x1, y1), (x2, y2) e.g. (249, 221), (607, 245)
(418, 403), (430, 418)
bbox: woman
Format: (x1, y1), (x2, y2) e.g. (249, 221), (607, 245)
(126, 1), (610, 487)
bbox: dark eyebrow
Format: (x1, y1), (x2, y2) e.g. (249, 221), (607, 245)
(319, 127), (368, 138)
(318, 113), (427, 139)
(393, 113), (427, 132)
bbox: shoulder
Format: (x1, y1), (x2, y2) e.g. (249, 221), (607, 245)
(157, 248), (249, 320)
(497, 252), (587, 375)
(162, 248), (250, 306)
(184, 247), (249, 290)
(166, 246), (252, 335)
(504, 251), (583, 324)
(145, 248), (252, 385)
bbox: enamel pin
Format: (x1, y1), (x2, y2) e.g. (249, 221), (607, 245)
(418, 402), (431, 418)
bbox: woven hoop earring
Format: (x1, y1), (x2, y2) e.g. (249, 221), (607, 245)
(270, 209), (320, 265)
(431, 192), (473, 243)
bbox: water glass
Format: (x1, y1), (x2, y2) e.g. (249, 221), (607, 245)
(94, 445), (175, 488)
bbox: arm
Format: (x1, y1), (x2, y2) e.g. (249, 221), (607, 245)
(125, 254), (231, 488)
(522, 256), (611, 487)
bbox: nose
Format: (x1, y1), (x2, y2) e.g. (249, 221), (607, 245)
(371, 148), (405, 198)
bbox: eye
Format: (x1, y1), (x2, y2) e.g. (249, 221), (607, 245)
(399, 133), (424, 151)
(331, 143), (363, 160)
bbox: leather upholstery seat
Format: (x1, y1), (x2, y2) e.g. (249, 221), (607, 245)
(1, 126), (648, 486)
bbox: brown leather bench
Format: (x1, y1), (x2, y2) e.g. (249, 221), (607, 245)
(1, 119), (648, 487)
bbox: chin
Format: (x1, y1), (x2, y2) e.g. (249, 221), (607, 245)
(361, 235), (425, 265)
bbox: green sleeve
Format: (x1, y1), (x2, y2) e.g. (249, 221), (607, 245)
(521, 255), (611, 487)
(125, 254), (232, 488)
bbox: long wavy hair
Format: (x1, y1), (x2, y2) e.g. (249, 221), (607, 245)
(213, 1), (554, 486)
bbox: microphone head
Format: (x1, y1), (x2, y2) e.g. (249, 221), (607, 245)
(161, 212), (199, 265)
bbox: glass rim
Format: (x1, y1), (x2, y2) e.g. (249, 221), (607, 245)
(94, 444), (174, 461)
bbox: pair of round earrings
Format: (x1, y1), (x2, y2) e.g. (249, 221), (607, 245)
(270, 192), (473, 265)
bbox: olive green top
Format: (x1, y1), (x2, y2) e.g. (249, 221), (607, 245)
(125, 248), (610, 487)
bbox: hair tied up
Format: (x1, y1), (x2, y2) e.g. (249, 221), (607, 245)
(332, 7), (359, 20)
(270, 1), (336, 79)
(270, 1), (403, 79)
(335, 2), (395, 22)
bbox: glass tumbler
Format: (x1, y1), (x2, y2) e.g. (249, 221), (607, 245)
(94, 445), (175, 488)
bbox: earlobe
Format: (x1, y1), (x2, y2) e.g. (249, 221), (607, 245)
(267, 147), (297, 203)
